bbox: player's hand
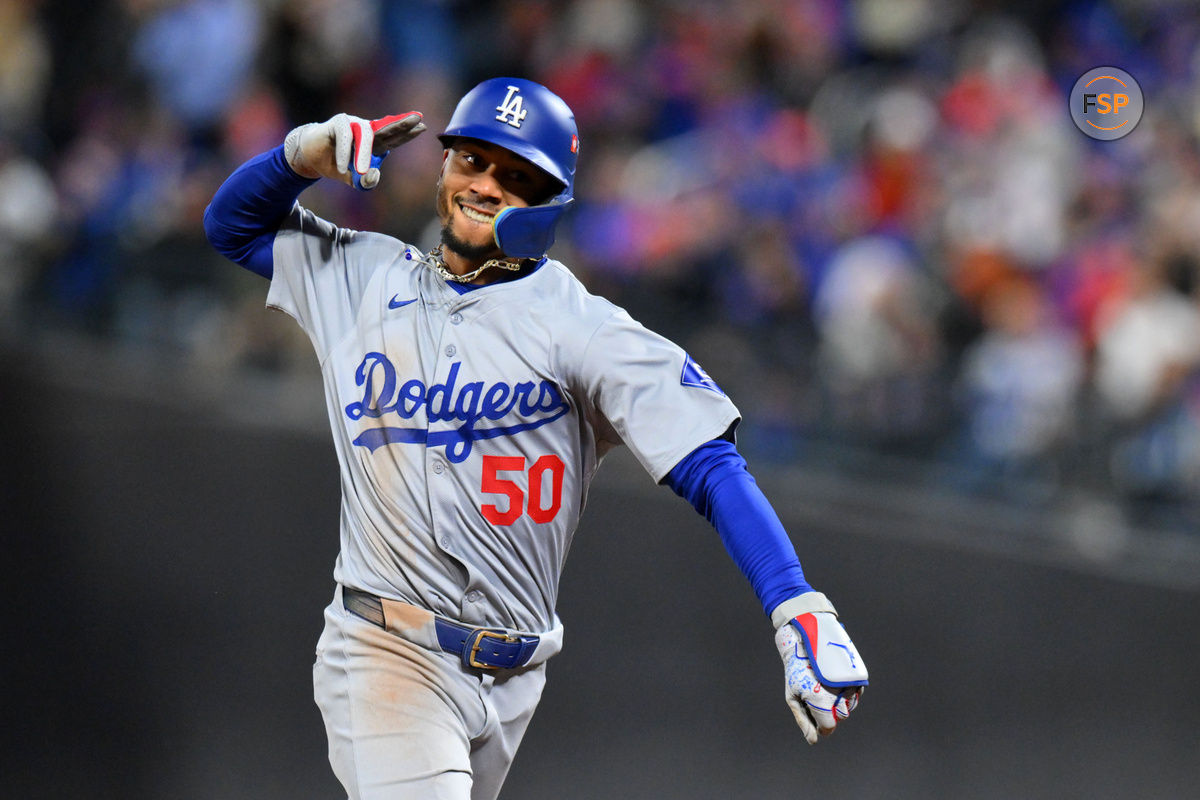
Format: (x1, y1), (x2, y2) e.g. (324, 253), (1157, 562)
(774, 611), (868, 744)
(283, 112), (427, 189)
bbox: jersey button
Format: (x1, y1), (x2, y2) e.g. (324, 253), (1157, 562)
(466, 590), (482, 603)
(444, 345), (457, 357)
(431, 461), (445, 475)
(450, 313), (463, 325)
(439, 535), (451, 549)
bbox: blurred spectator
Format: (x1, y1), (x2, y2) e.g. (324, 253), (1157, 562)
(1094, 255), (1200, 421)
(129, 0), (262, 146)
(812, 234), (943, 445)
(218, 80), (291, 166)
(0, 0), (51, 140)
(39, 101), (133, 328)
(379, 0), (461, 83)
(1094, 253), (1200, 506)
(0, 138), (58, 327)
(939, 18), (1079, 269)
(948, 276), (1085, 501)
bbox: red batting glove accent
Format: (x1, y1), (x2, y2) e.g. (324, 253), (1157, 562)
(348, 119), (368, 175)
(371, 111), (422, 132)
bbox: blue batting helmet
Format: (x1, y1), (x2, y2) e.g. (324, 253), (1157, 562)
(438, 78), (579, 258)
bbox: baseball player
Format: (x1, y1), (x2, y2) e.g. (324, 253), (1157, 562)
(204, 77), (867, 800)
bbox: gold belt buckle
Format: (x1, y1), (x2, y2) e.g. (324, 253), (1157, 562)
(468, 629), (520, 669)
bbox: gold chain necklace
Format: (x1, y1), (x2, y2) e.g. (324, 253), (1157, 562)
(421, 246), (527, 284)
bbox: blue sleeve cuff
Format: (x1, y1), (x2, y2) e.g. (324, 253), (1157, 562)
(203, 145), (318, 278)
(664, 439), (813, 617)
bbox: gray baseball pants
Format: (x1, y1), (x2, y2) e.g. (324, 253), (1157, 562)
(313, 586), (548, 800)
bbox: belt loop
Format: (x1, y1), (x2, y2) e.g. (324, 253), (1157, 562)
(343, 586), (385, 627)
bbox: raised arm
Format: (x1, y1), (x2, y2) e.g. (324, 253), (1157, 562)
(202, 146), (315, 278)
(203, 112), (426, 277)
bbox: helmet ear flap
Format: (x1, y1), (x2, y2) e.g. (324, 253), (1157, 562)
(493, 196), (574, 259)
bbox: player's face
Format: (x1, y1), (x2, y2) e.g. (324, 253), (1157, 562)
(436, 140), (559, 261)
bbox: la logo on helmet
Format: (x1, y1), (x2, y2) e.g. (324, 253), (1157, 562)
(495, 85), (529, 128)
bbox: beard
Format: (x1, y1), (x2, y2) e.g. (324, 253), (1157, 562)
(440, 222), (501, 261)
(436, 177), (504, 261)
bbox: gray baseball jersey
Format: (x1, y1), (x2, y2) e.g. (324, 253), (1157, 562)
(267, 204), (740, 635)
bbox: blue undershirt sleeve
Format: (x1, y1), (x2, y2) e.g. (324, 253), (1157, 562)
(202, 145), (318, 278)
(664, 438), (813, 619)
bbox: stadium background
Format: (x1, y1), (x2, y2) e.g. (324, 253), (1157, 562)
(2, 0), (1198, 797)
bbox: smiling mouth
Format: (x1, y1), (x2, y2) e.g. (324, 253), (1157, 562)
(459, 203), (496, 225)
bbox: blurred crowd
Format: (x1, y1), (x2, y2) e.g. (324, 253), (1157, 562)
(6, 0), (1200, 530)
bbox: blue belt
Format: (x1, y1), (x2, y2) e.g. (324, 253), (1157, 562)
(342, 587), (539, 671)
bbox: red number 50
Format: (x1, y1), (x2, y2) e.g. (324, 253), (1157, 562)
(481, 454), (565, 525)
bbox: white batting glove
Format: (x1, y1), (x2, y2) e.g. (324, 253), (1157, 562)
(773, 605), (868, 744)
(283, 111), (426, 189)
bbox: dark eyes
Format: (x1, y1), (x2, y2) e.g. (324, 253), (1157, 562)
(459, 151), (532, 184)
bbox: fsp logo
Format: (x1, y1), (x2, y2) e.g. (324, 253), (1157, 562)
(495, 85), (528, 128)
(1083, 89), (1127, 116)
(1069, 67), (1144, 141)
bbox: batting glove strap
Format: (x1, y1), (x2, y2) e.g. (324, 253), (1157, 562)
(769, 591), (837, 629)
(788, 611), (868, 688)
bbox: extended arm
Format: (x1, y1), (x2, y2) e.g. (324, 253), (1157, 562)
(665, 438), (868, 744)
(664, 437), (812, 616)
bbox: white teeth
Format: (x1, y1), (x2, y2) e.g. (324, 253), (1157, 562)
(460, 205), (494, 224)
